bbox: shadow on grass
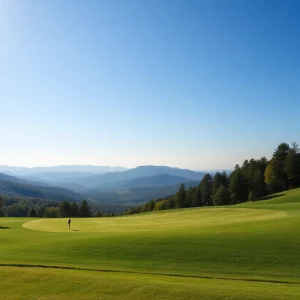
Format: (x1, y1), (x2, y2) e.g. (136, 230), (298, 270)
(254, 194), (286, 202)
(71, 229), (79, 232)
(0, 226), (11, 229)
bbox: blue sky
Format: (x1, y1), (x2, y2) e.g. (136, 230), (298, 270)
(0, 0), (299, 169)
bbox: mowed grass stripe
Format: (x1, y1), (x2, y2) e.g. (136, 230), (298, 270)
(1, 263), (300, 285)
(1, 266), (300, 300)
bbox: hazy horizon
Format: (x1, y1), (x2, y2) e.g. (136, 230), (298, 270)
(1, 0), (299, 170)
(0, 163), (233, 172)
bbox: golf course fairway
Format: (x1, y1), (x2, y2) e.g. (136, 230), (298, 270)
(1, 188), (300, 299)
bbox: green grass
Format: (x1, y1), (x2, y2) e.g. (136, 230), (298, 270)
(1, 189), (300, 299)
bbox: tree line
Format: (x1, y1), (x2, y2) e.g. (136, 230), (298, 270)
(124, 142), (300, 215)
(0, 197), (96, 218)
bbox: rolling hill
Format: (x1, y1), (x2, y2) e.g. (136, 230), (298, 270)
(72, 165), (205, 188)
(0, 173), (84, 202)
(114, 173), (194, 189)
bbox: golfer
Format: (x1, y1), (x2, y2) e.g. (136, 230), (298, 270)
(68, 218), (71, 230)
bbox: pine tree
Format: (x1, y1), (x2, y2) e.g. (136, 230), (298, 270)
(28, 208), (37, 217)
(212, 172), (223, 196)
(80, 200), (92, 217)
(96, 209), (103, 217)
(185, 186), (196, 208)
(70, 202), (80, 217)
(213, 185), (230, 206)
(59, 201), (71, 218)
(200, 174), (213, 206)
(249, 169), (265, 201)
(284, 144), (300, 189)
(37, 206), (46, 218)
(192, 184), (202, 207)
(271, 143), (290, 190)
(229, 168), (248, 204)
(221, 171), (229, 187)
(0, 195), (3, 217)
(175, 184), (186, 208)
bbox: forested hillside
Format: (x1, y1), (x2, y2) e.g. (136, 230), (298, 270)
(125, 142), (300, 214)
(0, 179), (84, 201)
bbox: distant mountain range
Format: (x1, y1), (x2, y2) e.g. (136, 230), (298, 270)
(0, 165), (212, 210)
(0, 165), (127, 176)
(68, 166), (205, 189)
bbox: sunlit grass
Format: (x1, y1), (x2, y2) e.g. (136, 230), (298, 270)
(1, 188), (300, 299)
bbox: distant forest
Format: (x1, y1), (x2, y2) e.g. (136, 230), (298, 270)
(124, 142), (300, 215)
(0, 197), (107, 218)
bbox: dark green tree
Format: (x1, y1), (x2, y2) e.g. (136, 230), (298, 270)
(28, 208), (37, 217)
(221, 171), (229, 187)
(70, 202), (80, 217)
(192, 184), (202, 207)
(80, 200), (92, 217)
(248, 169), (265, 201)
(285, 143), (300, 189)
(148, 200), (156, 211)
(271, 143), (290, 190)
(59, 201), (71, 218)
(95, 209), (103, 217)
(168, 195), (176, 209)
(37, 206), (46, 218)
(0, 195), (3, 217)
(213, 185), (230, 206)
(175, 184), (186, 208)
(200, 174), (213, 206)
(212, 172), (223, 196)
(185, 186), (196, 208)
(229, 168), (248, 204)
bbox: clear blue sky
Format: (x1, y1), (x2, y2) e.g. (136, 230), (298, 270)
(1, 0), (299, 169)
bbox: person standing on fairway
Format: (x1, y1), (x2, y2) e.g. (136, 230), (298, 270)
(68, 218), (71, 230)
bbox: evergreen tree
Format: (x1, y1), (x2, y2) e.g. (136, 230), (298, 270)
(70, 202), (80, 217)
(229, 168), (248, 204)
(192, 184), (202, 207)
(249, 169), (265, 201)
(257, 157), (268, 174)
(284, 145), (300, 189)
(221, 171), (229, 187)
(175, 184), (186, 208)
(213, 185), (230, 206)
(96, 209), (103, 217)
(200, 174), (213, 206)
(148, 200), (155, 211)
(0, 195), (3, 217)
(37, 206), (46, 218)
(168, 195), (176, 209)
(28, 208), (37, 217)
(80, 200), (92, 217)
(271, 143), (290, 190)
(59, 201), (71, 218)
(212, 172), (223, 196)
(185, 186), (196, 208)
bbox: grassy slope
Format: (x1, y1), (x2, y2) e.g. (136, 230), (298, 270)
(1, 189), (300, 299)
